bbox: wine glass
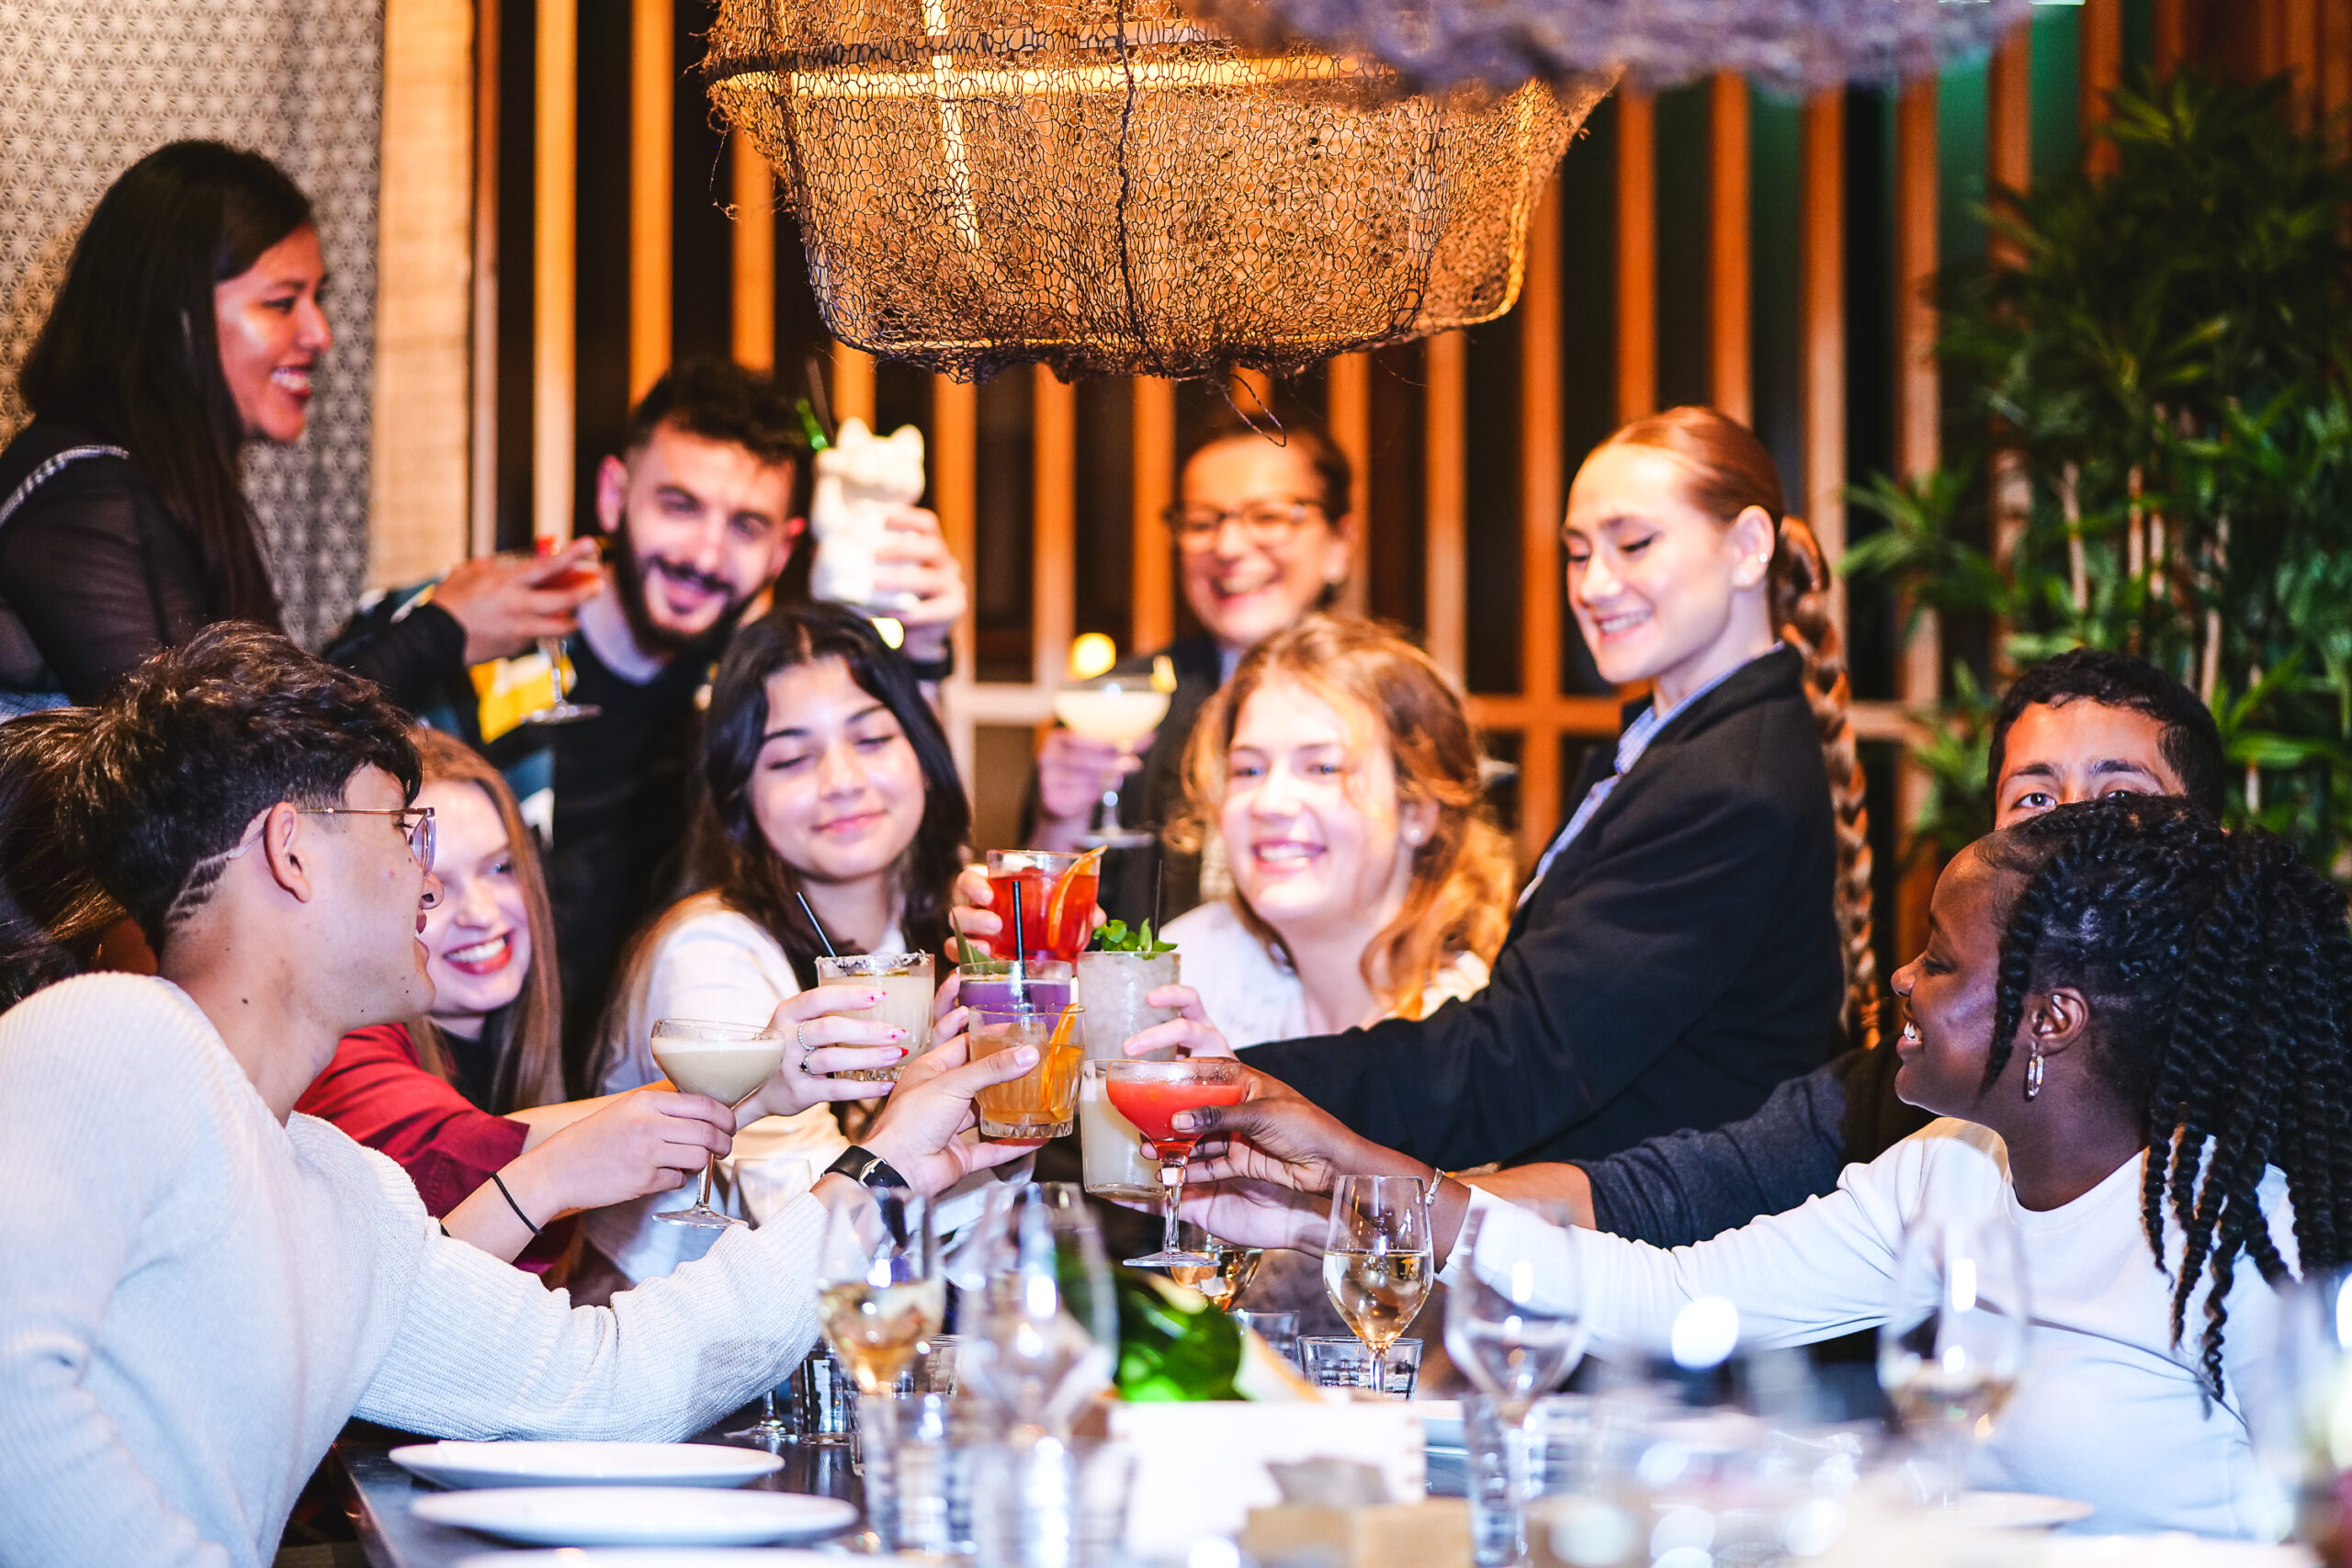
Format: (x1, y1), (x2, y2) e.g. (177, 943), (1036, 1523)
(1323, 1174), (1435, 1397)
(516, 539), (605, 726)
(1444, 1201), (1586, 1568)
(815, 1183), (944, 1397)
(956, 1182), (1118, 1438)
(1877, 1211), (2031, 1507)
(1165, 1223), (1261, 1312)
(2240, 1265), (2352, 1544)
(648, 1018), (782, 1228)
(1100, 1056), (1249, 1267)
(1051, 667), (1171, 848)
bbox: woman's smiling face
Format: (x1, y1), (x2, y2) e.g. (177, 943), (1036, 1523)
(418, 780), (531, 1032)
(748, 656), (927, 888)
(1887, 845), (2014, 1119)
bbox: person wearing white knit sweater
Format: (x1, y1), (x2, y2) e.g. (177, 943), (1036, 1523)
(0, 626), (1036, 1568)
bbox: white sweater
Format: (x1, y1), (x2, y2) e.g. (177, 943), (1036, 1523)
(0, 974), (830, 1568)
(1161, 897), (1489, 1049)
(1442, 1120), (2295, 1538)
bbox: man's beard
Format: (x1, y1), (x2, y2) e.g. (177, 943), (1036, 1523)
(610, 514), (756, 661)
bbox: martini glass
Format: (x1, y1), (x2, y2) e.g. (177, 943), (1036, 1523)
(1101, 1056), (1248, 1267)
(649, 1017), (782, 1228)
(1051, 669), (1170, 848)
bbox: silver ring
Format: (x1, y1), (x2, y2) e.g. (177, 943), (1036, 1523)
(797, 1021), (812, 1068)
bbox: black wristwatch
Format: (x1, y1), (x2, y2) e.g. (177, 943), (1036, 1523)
(826, 1144), (910, 1190)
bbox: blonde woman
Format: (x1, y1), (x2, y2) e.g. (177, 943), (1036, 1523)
(1157, 615), (1513, 1045)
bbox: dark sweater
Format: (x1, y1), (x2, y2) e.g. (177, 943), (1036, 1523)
(1240, 646), (1846, 1168)
(1577, 1043), (1929, 1247)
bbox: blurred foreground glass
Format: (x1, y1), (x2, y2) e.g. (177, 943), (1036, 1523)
(1446, 1201), (1588, 1567)
(1165, 1223), (1261, 1313)
(1876, 1212), (2030, 1507)
(860, 1391), (979, 1554)
(1324, 1174), (1434, 1396)
(959, 1182), (1119, 1438)
(2243, 1266), (2352, 1546)
(649, 1018), (783, 1228)
(1300, 1335), (1423, 1397)
(814, 953), (934, 1080)
(815, 1184), (945, 1396)
(1231, 1308), (1302, 1370)
(972, 1435), (1134, 1568)
(970, 1007), (1086, 1139)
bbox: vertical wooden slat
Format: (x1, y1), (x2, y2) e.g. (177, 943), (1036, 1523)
(1989, 24), (2032, 628)
(1615, 88), (1657, 424)
(1894, 77), (1941, 959)
(831, 344), (876, 428)
(1032, 367), (1078, 690)
(2153, 0), (2188, 75)
(1423, 332), (1467, 685)
(469, 0), (500, 558)
(2324, 0), (2352, 155)
(731, 136), (775, 371)
(931, 376), (978, 781)
(2081, 0), (2124, 175)
(628, 0), (671, 400)
(1800, 89), (1845, 638)
(1708, 73), (1751, 426)
(1325, 352), (1373, 615)
(372, 0), (477, 587)
(1517, 186), (1565, 864)
(1131, 378), (1177, 654)
(2287, 0), (2323, 130)
(532, 0), (576, 543)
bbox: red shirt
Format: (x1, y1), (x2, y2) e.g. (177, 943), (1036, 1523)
(296, 1021), (570, 1272)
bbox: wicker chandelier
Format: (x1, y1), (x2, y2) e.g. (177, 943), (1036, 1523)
(707, 0), (1611, 382)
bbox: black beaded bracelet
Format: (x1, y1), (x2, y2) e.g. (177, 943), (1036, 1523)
(491, 1170), (541, 1235)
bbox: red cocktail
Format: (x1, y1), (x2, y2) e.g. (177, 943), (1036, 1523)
(1101, 1056), (1248, 1268)
(985, 849), (1100, 964)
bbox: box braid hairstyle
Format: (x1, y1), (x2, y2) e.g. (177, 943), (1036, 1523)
(1592, 408), (1878, 1047)
(1979, 797), (2352, 1398)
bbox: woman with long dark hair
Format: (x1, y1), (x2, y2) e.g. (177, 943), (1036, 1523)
(0, 141), (595, 710)
(589, 599), (970, 1277)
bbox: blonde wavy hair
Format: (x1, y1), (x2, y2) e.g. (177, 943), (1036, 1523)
(1170, 615), (1514, 1020)
(1592, 407), (1880, 1048)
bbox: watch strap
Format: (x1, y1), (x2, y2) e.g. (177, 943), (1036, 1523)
(826, 1144), (910, 1190)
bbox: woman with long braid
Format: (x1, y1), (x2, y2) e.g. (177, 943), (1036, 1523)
(1178, 796), (2350, 1535)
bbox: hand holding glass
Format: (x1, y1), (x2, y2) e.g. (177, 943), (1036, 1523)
(1102, 1056), (1249, 1267)
(1323, 1174), (1435, 1397)
(649, 1018), (782, 1228)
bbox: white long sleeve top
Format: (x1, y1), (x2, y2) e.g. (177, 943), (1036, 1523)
(0, 974), (830, 1568)
(1442, 1119), (2295, 1539)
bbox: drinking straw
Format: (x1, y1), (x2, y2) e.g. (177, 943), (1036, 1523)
(795, 892), (840, 958)
(1010, 882), (1028, 1007)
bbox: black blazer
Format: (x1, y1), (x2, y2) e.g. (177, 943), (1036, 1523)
(1240, 646), (1846, 1168)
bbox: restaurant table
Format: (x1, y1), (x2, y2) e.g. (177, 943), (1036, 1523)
(334, 1405), (867, 1566)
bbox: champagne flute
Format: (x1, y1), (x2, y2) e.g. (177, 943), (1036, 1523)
(815, 1183), (944, 1396)
(1444, 1201), (1586, 1568)
(648, 1018), (783, 1228)
(1323, 1175), (1434, 1397)
(1101, 1056), (1249, 1268)
(1877, 1211), (2031, 1507)
(957, 1182), (1118, 1438)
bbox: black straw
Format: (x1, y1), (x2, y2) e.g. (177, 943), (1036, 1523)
(1010, 881), (1028, 1007)
(1153, 857), (1165, 942)
(795, 892), (839, 958)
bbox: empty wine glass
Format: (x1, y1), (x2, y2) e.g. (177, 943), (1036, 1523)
(1877, 1211), (2031, 1507)
(957, 1182), (1118, 1438)
(1323, 1175), (1434, 1398)
(2241, 1266), (2352, 1544)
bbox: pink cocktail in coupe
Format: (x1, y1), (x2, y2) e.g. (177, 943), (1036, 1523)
(1102, 1057), (1248, 1268)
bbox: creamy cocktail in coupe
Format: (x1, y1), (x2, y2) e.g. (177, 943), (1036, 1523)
(1050, 649), (1175, 848)
(649, 1018), (785, 1228)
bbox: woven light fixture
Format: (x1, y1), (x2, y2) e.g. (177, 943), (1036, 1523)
(707, 0), (1611, 382)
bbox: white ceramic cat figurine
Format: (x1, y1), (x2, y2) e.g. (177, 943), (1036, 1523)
(809, 417), (926, 613)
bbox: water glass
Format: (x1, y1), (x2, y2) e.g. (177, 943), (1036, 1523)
(1231, 1309), (1303, 1371)
(795, 1346), (859, 1445)
(959, 1182), (1119, 1438)
(1300, 1335), (1423, 1397)
(859, 1391), (978, 1554)
(814, 952), (934, 1080)
(972, 1434), (1134, 1568)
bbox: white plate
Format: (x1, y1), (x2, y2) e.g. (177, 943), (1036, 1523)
(413, 1486), (857, 1547)
(2034, 1537), (2315, 1568)
(458, 1553), (854, 1568)
(390, 1440), (783, 1490)
(1953, 1491), (2098, 1530)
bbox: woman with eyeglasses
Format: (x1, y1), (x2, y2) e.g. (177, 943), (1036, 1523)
(294, 728), (898, 1277)
(1026, 409), (1356, 914)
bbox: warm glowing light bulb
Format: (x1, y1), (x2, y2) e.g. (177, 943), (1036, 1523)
(1069, 632), (1118, 680)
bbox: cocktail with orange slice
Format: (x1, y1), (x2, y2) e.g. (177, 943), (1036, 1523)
(967, 1004), (1086, 1140)
(984, 848), (1101, 964)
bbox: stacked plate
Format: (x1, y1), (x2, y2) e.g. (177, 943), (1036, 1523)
(391, 1440), (856, 1550)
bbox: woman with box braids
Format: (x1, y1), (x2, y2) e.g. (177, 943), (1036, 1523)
(1980, 796), (2352, 1397)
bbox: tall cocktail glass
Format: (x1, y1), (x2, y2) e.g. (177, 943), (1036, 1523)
(1078, 1058), (1159, 1202)
(1102, 1056), (1248, 1267)
(985, 850), (1099, 964)
(1076, 948), (1179, 1061)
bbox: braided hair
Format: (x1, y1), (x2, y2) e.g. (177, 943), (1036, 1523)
(1980, 798), (2352, 1397)
(1595, 408), (1879, 1048)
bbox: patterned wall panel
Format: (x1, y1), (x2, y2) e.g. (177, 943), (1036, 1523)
(0, 0), (383, 646)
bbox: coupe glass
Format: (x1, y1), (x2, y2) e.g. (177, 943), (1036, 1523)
(1100, 1056), (1249, 1267)
(1323, 1174), (1435, 1398)
(1877, 1211), (2031, 1506)
(1050, 670), (1171, 848)
(957, 1182), (1118, 1438)
(648, 1018), (781, 1228)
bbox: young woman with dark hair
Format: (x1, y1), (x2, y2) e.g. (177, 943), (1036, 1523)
(589, 600), (971, 1278)
(0, 141), (597, 711)
(1179, 796), (2350, 1536)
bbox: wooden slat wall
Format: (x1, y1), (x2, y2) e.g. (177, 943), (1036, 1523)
(630, 0), (672, 401)
(531, 0), (576, 544)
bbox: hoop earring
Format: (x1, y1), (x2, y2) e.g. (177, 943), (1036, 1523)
(2024, 1043), (2044, 1102)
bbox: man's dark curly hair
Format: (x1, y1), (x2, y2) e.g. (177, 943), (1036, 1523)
(63, 623), (420, 947)
(624, 357), (808, 471)
(1986, 649), (2226, 818)
(1979, 796), (2352, 1397)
